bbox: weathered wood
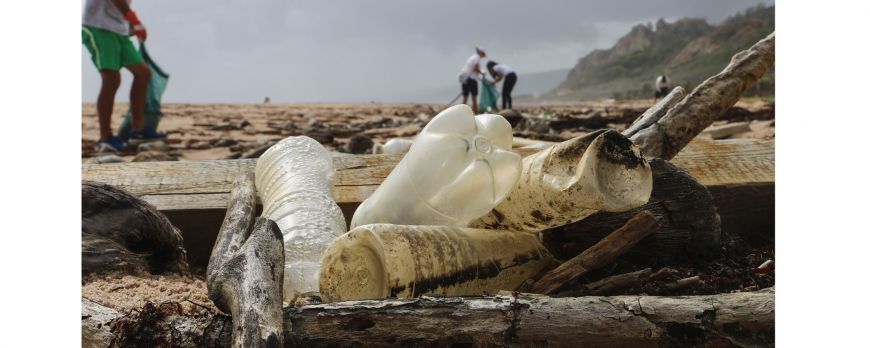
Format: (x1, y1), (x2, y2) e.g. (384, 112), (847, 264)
(285, 289), (774, 347)
(664, 276), (702, 290)
(630, 32), (775, 159)
(81, 138), (771, 212)
(546, 158), (722, 262)
(82, 297), (122, 348)
(206, 174), (284, 347)
(577, 268), (653, 295)
(83, 290), (774, 347)
(82, 153), (402, 210)
(622, 86), (686, 138)
(530, 211), (661, 294)
(83, 298), (233, 347)
(82, 181), (189, 275)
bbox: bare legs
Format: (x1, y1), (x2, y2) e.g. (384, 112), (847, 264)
(97, 70), (121, 141)
(125, 62), (151, 132)
(95, 62), (150, 141)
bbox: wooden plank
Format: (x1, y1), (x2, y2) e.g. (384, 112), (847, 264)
(82, 138), (773, 212)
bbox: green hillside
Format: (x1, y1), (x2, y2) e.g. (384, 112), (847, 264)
(550, 5), (774, 101)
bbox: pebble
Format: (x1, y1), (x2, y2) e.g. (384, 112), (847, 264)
(345, 135), (374, 154)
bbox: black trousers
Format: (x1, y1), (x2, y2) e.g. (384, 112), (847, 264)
(502, 72), (517, 110)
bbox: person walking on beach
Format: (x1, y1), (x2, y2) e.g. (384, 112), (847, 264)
(655, 74), (670, 100)
(457, 47), (486, 114)
(83, 0), (166, 152)
(487, 61), (518, 110)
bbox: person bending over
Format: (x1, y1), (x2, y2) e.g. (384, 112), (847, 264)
(83, 0), (165, 152)
(487, 61), (518, 110)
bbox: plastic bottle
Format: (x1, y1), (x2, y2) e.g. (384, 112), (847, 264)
(351, 104), (521, 228)
(471, 129), (653, 232)
(254, 136), (348, 302)
(319, 223), (553, 302)
(372, 138), (413, 154)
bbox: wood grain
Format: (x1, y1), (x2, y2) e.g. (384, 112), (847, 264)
(82, 138), (772, 212)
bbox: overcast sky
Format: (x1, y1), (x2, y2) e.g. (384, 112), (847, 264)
(81, 0), (773, 103)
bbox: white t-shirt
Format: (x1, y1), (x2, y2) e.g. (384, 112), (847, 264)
(83, 0), (131, 36)
(655, 75), (670, 91)
(493, 64), (515, 76)
(461, 53), (482, 80)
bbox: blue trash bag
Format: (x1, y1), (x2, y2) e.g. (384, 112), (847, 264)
(118, 43), (169, 139)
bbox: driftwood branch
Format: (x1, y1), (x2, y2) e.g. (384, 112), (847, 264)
(630, 32), (775, 159)
(82, 181), (188, 275)
(285, 289), (775, 347)
(206, 174), (284, 347)
(530, 211), (661, 294)
(622, 86), (687, 138)
(82, 289), (774, 347)
(577, 268), (653, 295)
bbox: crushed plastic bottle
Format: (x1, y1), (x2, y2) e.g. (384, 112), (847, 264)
(254, 136), (347, 302)
(350, 104), (522, 228)
(319, 223), (553, 302)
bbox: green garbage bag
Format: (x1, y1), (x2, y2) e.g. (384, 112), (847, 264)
(118, 43), (170, 139)
(479, 76), (500, 114)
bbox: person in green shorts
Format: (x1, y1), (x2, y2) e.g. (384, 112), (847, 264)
(83, 0), (165, 152)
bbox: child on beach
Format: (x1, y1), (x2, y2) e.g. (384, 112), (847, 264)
(83, 0), (165, 152)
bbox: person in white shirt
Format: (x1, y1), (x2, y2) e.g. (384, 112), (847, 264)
(487, 61), (518, 110)
(457, 47), (486, 114)
(655, 75), (670, 100)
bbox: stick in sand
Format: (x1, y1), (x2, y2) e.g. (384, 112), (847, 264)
(529, 210), (662, 294)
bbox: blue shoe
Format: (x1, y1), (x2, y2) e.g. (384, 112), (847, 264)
(94, 136), (128, 153)
(129, 128), (167, 147)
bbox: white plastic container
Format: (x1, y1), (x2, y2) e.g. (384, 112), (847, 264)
(319, 224), (553, 302)
(351, 104), (521, 228)
(372, 138), (414, 154)
(254, 136), (348, 302)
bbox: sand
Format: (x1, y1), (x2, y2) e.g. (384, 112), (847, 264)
(82, 272), (216, 313)
(81, 99), (773, 163)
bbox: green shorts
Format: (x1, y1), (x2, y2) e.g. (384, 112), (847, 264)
(82, 26), (143, 71)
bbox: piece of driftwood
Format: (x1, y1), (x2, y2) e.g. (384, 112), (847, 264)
(83, 289), (774, 347)
(630, 32), (775, 160)
(80, 138), (768, 211)
(82, 297), (122, 348)
(576, 268), (653, 295)
(530, 211), (661, 294)
(622, 86), (686, 138)
(82, 181), (188, 275)
(82, 297), (233, 347)
(285, 289), (775, 347)
(546, 158), (722, 262)
(665, 276), (702, 291)
(206, 174), (284, 347)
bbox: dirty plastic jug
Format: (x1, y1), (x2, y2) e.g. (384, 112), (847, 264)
(254, 136), (348, 302)
(350, 104), (522, 228)
(319, 223), (553, 302)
